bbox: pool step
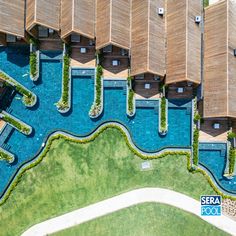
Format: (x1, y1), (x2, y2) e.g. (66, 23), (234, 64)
(0, 125), (13, 147)
(71, 68), (95, 77)
(40, 51), (62, 61)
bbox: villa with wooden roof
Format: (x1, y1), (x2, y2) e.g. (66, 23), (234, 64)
(61, 0), (95, 43)
(166, 0), (202, 86)
(0, 0), (26, 45)
(204, 0), (236, 119)
(130, 0), (165, 80)
(26, 0), (61, 39)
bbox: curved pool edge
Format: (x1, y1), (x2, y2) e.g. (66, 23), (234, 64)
(0, 121), (235, 205)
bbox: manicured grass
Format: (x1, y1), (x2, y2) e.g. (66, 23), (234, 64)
(0, 128), (216, 236)
(53, 203), (227, 236)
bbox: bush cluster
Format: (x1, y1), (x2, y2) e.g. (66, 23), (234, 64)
(1, 124), (235, 205)
(0, 149), (14, 163)
(30, 52), (37, 77)
(160, 97), (167, 132)
(95, 65), (103, 105)
(229, 146), (236, 175)
(228, 131), (236, 140)
(57, 55), (70, 110)
(193, 128), (199, 165)
(2, 114), (31, 135)
(0, 72), (35, 106)
(128, 89), (134, 114)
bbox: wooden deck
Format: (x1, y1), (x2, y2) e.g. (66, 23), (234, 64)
(134, 74), (161, 98)
(199, 118), (229, 142)
(100, 46), (129, 79)
(167, 82), (194, 99)
(70, 38), (96, 68)
(0, 120), (6, 131)
(39, 39), (63, 51)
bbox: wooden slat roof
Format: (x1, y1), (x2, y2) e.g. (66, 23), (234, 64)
(26, 0), (61, 31)
(166, 0), (201, 84)
(130, 0), (165, 77)
(96, 0), (131, 50)
(204, 0), (236, 118)
(61, 0), (95, 39)
(0, 0), (25, 37)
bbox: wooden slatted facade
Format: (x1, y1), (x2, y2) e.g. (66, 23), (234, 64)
(166, 0), (201, 84)
(61, 0), (95, 40)
(96, 0), (131, 50)
(26, 0), (61, 35)
(204, 0), (236, 118)
(130, 0), (165, 77)
(0, 0), (25, 38)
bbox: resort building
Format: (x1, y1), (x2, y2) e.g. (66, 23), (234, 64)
(166, 0), (202, 98)
(204, 0), (236, 120)
(61, 0), (96, 67)
(96, 0), (131, 78)
(26, 0), (61, 50)
(131, 0), (165, 98)
(0, 0), (26, 45)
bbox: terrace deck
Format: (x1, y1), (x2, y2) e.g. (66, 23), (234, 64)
(39, 39), (63, 51)
(167, 85), (193, 99)
(134, 74), (160, 99)
(199, 119), (228, 142)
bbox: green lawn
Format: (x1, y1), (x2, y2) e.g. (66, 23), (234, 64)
(0, 128), (217, 236)
(53, 203), (227, 236)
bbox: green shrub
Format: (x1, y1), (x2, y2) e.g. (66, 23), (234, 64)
(229, 147), (236, 175)
(194, 113), (201, 123)
(160, 97), (167, 132)
(128, 89), (134, 114)
(0, 149), (13, 163)
(2, 114), (31, 135)
(58, 54), (70, 110)
(228, 132), (236, 140)
(0, 71), (35, 106)
(29, 37), (40, 47)
(193, 128), (199, 165)
(95, 65), (103, 106)
(204, 0), (209, 7)
(30, 52), (37, 77)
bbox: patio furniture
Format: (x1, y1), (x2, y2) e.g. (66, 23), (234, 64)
(145, 83), (151, 89)
(6, 34), (16, 43)
(71, 34), (80, 43)
(121, 48), (128, 56)
(89, 39), (95, 46)
(135, 74), (144, 80)
(80, 47), (87, 54)
(112, 60), (120, 66)
(38, 26), (48, 38)
(213, 123), (220, 129)
(48, 28), (54, 35)
(103, 45), (112, 53)
(177, 87), (184, 93)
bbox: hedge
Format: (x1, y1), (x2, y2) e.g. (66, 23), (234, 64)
(57, 55), (70, 110)
(229, 146), (236, 175)
(0, 72), (35, 106)
(128, 89), (134, 114)
(160, 97), (167, 132)
(2, 114), (31, 135)
(193, 128), (199, 165)
(95, 65), (103, 105)
(30, 52), (37, 77)
(0, 149), (14, 163)
(1, 124), (235, 205)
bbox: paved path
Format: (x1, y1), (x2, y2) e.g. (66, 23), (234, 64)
(22, 188), (236, 236)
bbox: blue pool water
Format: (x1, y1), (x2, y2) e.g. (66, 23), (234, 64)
(1, 46), (227, 197)
(199, 143), (236, 194)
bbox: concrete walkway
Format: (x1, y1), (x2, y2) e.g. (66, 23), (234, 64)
(22, 188), (236, 236)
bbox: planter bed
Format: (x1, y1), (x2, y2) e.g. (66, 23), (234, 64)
(89, 65), (103, 118)
(0, 147), (15, 163)
(57, 54), (71, 113)
(0, 111), (32, 136)
(0, 70), (37, 107)
(30, 49), (40, 82)
(159, 97), (168, 135)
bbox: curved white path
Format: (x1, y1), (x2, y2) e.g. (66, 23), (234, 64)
(22, 188), (236, 236)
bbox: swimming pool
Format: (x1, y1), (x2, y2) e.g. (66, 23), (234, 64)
(199, 143), (236, 194)
(0, 46), (191, 197)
